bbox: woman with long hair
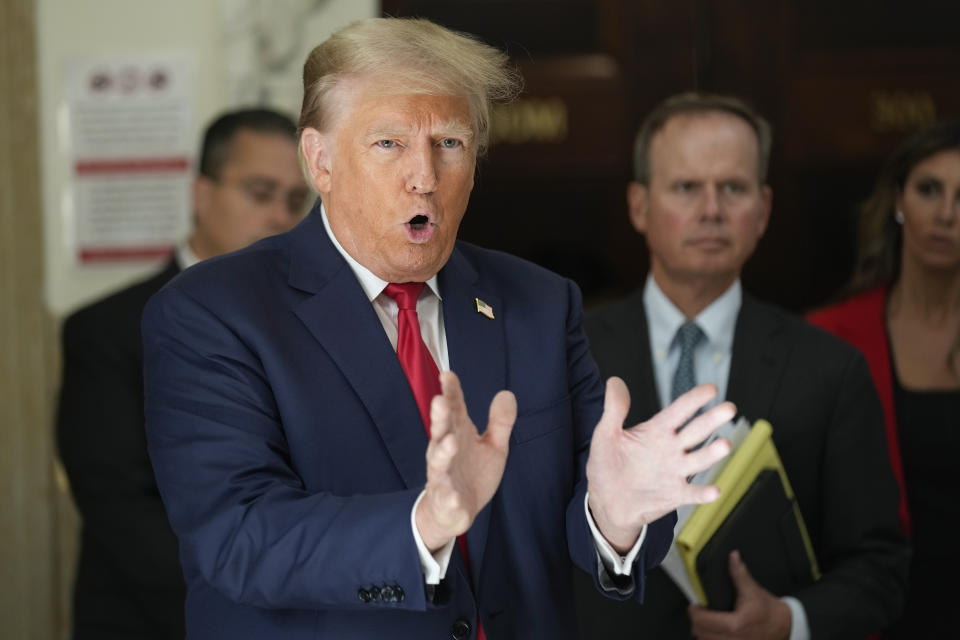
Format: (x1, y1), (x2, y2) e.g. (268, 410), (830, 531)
(808, 119), (960, 638)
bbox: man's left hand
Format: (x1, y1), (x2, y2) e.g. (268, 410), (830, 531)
(688, 551), (792, 640)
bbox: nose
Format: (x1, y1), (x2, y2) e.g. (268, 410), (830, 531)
(936, 194), (960, 226)
(700, 184), (722, 221)
(404, 141), (438, 195)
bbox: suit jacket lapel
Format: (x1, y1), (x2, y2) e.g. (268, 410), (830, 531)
(438, 246), (507, 589)
(726, 294), (789, 423)
(286, 213), (506, 589)
(630, 298), (663, 418)
(289, 212), (429, 490)
(596, 290), (661, 422)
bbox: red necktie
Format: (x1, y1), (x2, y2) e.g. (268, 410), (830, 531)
(384, 283), (485, 640)
(384, 282), (442, 433)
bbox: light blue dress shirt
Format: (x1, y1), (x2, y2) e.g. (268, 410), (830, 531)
(641, 275), (809, 640)
(643, 276), (740, 412)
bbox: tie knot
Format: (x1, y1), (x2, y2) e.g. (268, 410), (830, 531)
(675, 321), (705, 351)
(385, 282), (425, 310)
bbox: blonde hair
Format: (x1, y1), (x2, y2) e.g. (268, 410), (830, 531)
(298, 17), (521, 156)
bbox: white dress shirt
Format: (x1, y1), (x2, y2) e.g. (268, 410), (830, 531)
(320, 205), (646, 589)
(319, 207), (457, 583)
(175, 242), (200, 271)
(642, 274), (810, 640)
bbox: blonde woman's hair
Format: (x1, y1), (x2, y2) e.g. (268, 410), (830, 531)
(298, 17), (521, 156)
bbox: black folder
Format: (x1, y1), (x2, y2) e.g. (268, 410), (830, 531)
(695, 468), (817, 610)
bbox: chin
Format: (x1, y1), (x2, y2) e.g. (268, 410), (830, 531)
(406, 244), (452, 274)
(383, 258), (441, 282)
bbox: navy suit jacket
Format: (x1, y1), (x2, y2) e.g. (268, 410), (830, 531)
(142, 209), (675, 639)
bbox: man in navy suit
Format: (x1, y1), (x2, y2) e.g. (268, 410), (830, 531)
(143, 19), (737, 639)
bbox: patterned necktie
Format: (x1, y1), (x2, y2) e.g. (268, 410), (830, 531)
(671, 321), (705, 402)
(384, 283), (483, 639)
(384, 283), (441, 434)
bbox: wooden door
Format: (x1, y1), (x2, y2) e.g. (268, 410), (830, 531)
(382, 0), (960, 311)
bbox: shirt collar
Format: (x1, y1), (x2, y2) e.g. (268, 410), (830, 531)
(320, 203), (441, 302)
(643, 275), (741, 353)
(175, 241), (200, 270)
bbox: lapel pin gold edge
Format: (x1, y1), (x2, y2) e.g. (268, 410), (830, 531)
(474, 297), (494, 319)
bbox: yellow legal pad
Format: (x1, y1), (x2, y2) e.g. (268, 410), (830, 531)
(675, 419), (821, 609)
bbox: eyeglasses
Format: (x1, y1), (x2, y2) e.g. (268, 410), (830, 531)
(207, 175), (313, 216)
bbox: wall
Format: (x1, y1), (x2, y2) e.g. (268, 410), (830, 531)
(1, 1), (54, 637)
(39, 0), (377, 317)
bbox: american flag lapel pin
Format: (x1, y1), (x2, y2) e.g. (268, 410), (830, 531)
(475, 297), (494, 319)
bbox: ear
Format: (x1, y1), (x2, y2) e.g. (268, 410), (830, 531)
(757, 185), (773, 237)
(626, 181), (649, 234)
(300, 127), (333, 194)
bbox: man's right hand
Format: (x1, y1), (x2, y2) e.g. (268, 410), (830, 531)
(415, 371), (517, 552)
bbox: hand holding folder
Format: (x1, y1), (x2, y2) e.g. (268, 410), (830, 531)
(675, 419), (820, 610)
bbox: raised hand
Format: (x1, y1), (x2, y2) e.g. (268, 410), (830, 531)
(415, 371), (517, 551)
(586, 376), (735, 553)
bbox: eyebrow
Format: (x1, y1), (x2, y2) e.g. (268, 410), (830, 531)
(365, 120), (475, 141)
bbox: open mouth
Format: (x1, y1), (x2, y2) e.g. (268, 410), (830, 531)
(409, 214), (430, 230)
(404, 214), (435, 243)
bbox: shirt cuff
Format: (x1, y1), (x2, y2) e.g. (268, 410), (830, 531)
(584, 492), (648, 576)
(782, 596), (809, 640)
(411, 490), (456, 585)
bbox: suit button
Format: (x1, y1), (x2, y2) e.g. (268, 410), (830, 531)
(381, 586), (395, 602)
(395, 585), (405, 602)
(357, 588), (371, 603)
(369, 585), (382, 602)
(451, 619), (471, 639)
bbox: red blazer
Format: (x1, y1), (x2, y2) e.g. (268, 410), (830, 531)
(807, 286), (911, 534)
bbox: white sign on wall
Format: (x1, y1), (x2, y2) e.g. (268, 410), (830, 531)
(64, 54), (194, 263)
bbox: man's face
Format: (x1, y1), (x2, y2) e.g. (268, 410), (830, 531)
(629, 112), (771, 290)
(192, 129), (310, 259)
(302, 77), (477, 282)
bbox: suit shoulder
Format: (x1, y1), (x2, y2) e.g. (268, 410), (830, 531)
(455, 241), (573, 292)
(157, 238), (287, 304)
(748, 296), (866, 366)
(64, 263), (178, 343)
(581, 289), (645, 345)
